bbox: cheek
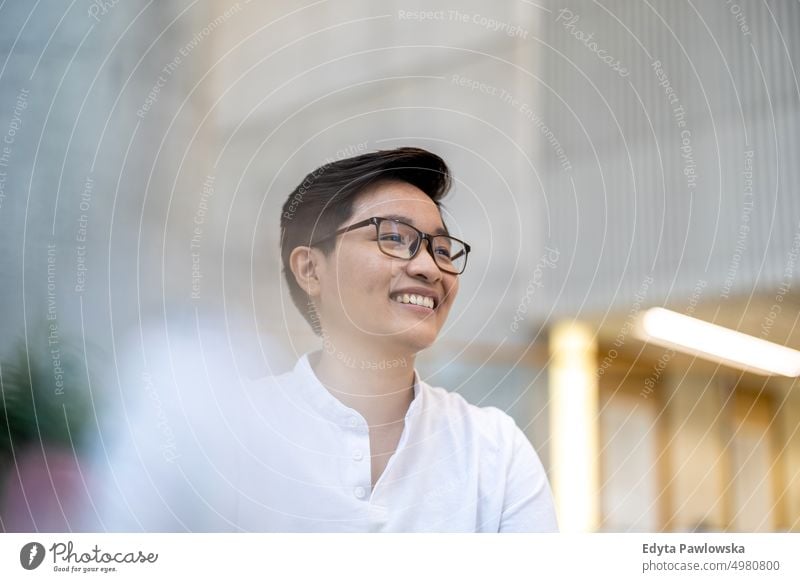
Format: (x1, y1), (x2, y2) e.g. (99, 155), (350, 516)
(336, 253), (392, 303)
(443, 279), (459, 306)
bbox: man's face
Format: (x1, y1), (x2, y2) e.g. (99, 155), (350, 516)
(314, 180), (460, 355)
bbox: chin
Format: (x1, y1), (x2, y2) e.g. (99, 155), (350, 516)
(374, 314), (445, 353)
(397, 328), (440, 353)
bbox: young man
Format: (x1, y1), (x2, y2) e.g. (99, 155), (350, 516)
(96, 147), (557, 533)
(254, 146), (558, 532)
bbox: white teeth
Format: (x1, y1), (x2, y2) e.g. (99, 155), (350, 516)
(393, 293), (435, 309)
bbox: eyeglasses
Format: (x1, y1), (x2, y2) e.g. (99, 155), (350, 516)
(310, 216), (471, 275)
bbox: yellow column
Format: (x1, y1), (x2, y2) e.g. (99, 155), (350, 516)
(549, 320), (599, 532)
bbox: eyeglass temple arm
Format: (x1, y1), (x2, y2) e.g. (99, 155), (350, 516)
(449, 241), (471, 261)
(310, 218), (375, 246)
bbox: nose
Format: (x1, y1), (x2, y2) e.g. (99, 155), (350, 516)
(406, 238), (442, 282)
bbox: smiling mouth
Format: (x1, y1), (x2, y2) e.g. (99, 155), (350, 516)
(391, 293), (436, 310)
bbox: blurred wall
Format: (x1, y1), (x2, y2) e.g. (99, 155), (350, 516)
(537, 1), (800, 317)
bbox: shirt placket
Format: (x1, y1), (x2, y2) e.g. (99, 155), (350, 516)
(342, 412), (371, 503)
(341, 410), (392, 531)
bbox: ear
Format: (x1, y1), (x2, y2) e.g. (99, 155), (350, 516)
(289, 246), (324, 297)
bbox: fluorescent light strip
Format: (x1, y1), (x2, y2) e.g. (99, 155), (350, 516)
(638, 307), (800, 377)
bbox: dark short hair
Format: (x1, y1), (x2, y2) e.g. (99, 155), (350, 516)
(280, 147), (452, 335)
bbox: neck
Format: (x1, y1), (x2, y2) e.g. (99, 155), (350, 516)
(310, 344), (417, 427)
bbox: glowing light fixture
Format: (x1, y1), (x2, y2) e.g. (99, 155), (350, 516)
(549, 320), (599, 532)
(637, 307), (800, 377)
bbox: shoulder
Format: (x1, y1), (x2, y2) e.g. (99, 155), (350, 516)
(243, 364), (305, 400)
(245, 368), (295, 391)
(419, 381), (527, 452)
(419, 380), (557, 531)
(244, 353), (321, 394)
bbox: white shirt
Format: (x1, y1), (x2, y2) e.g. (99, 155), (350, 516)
(97, 352), (558, 533)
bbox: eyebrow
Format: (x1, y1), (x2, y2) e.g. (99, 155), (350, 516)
(383, 214), (450, 236)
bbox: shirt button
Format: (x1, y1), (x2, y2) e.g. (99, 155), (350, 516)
(348, 417), (358, 428)
(352, 450), (364, 461)
(354, 486), (366, 499)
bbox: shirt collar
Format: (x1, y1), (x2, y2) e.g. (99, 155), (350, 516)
(290, 352), (423, 429)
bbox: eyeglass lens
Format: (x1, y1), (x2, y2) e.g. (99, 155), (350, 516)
(377, 220), (467, 274)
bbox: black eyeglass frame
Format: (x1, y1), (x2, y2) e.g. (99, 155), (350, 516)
(310, 216), (471, 275)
